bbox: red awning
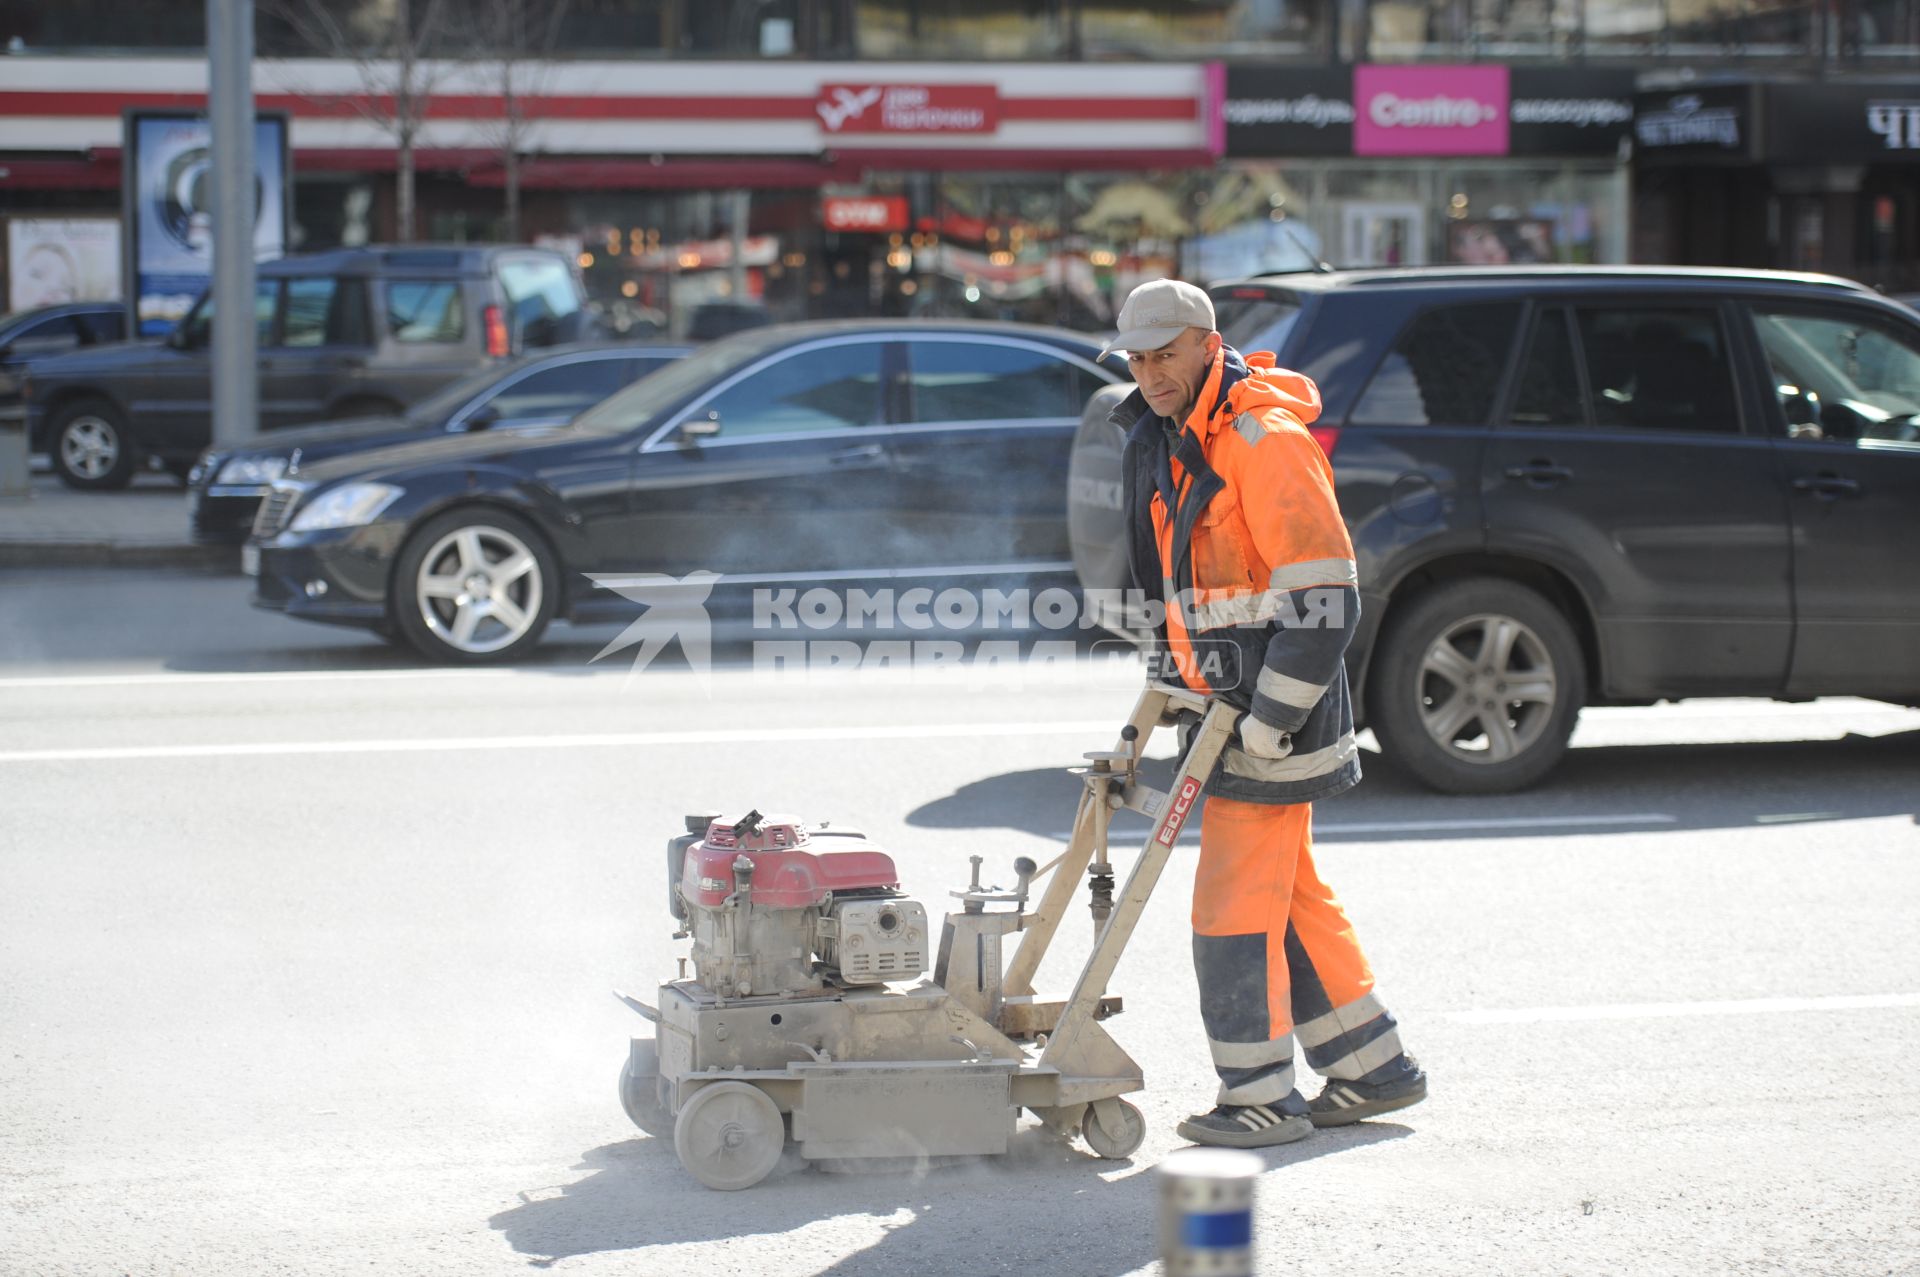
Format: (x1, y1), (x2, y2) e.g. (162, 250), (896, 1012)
(0, 154), (121, 190)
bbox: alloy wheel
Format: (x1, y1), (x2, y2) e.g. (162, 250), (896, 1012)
(413, 524), (544, 655)
(60, 417), (120, 480)
(1416, 612), (1559, 765)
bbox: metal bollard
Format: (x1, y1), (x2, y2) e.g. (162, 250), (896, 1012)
(1159, 1147), (1260, 1275)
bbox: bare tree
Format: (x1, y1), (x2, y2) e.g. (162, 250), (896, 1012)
(467, 0), (573, 241)
(265, 0), (454, 242)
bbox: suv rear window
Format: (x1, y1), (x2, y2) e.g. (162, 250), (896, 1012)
(1350, 302), (1521, 427)
(498, 257), (583, 347)
(1214, 289), (1302, 355)
(387, 281), (465, 344)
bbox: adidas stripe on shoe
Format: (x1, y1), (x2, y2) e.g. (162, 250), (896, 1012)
(1176, 1103), (1313, 1149)
(1307, 1064), (1428, 1128)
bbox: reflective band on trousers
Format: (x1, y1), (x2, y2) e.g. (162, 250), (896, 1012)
(1318, 1026), (1406, 1082)
(1218, 1063), (1299, 1107)
(1207, 1033), (1298, 1069)
(1294, 992), (1388, 1049)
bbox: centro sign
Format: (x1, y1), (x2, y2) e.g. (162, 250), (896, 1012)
(816, 84), (1000, 135)
(1354, 65), (1510, 156)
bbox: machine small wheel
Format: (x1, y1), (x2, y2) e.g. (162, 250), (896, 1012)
(618, 1055), (670, 1136)
(673, 1081), (786, 1191)
(1083, 1098), (1147, 1160)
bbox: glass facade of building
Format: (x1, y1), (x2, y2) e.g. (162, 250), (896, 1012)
(2, 0), (1912, 61)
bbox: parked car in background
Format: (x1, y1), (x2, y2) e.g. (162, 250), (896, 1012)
(0, 301), (126, 401)
(188, 342), (689, 544)
(1069, 266), (1920, 794)
(247, 320), (1124, 661)
(21, 244), (591, 490)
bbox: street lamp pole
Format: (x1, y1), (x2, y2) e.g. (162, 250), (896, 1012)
(207, 0), (256, 451)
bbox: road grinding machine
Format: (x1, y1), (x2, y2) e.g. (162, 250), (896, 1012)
(617, 684), (1238, 1189)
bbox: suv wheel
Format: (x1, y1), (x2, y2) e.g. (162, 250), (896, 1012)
(1369, 578), (1586, 794)
(49, 399), (136, 490)
(391, 508), (557, 663)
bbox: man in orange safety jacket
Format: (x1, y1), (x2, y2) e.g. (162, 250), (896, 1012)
(1102, 279), (1427, 1148)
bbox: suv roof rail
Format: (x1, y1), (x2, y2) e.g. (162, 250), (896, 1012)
(1228, 265), (1872, 293)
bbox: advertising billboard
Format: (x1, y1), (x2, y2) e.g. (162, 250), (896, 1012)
(6, 218), (122, 311)
(122, 110), (290, 336)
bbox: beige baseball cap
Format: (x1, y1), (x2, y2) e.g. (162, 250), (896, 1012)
(1100, 279), (1216, 358)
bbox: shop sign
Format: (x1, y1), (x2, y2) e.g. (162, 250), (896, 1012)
(1221, 66), (1355, 158)
(1633, 86), (1753, 159)
(1507, 68), (1636, 157)
(823, 196), (909, 233)
(1354, 65), (1510, 157)
(816, 84), (999, 135)
(1867, 100), (1920, 150)
(1762, 82), (1920, 163)
(1225, 65), (1632, 159)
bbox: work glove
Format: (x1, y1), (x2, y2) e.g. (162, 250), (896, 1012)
(1239, 717), (1293, 760)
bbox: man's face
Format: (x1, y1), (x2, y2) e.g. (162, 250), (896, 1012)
(1127, 327), (1220, 422)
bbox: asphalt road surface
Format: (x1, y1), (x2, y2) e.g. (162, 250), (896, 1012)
(3, 569), (1918, 1275)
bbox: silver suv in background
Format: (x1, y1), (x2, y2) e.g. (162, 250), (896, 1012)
(20, 245), (592, 489)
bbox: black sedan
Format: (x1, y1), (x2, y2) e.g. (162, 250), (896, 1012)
(0, 301), (127, 403)
(190, 343), (687, 544)
(247, 320), (1124, 661)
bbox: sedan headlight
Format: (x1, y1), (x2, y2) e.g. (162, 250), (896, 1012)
(289, 482), (404, 532)
(216, 455), (289, 486)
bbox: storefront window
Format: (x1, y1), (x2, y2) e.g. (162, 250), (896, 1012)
(1079, 0), (1328, 56)
(1366, 0), (1583, 55)
(854, 0), (1068, 57)
(1439, 166), (1622, 265)
(3, 0), (203, 49)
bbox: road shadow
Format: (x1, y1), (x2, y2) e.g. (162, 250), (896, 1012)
(906, 731), (1920, 842)
(490, 1121), (1407, 1274)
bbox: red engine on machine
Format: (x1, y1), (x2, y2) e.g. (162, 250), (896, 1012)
(667, 810), (928, 996)
(679, 812), (901, 909)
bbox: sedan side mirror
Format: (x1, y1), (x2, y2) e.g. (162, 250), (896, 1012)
(679, 411), (722, 441)
(463, 404), (501, 432)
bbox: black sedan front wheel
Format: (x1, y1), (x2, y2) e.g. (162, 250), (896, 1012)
(391, 507), (558, 663)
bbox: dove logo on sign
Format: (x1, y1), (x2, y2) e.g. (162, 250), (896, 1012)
(816, 84), (1000, 135)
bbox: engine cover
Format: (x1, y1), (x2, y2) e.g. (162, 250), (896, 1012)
(826, 898), (929, 985)
(671, 812), (923, 997)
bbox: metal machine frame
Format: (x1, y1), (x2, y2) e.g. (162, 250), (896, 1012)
(621, 684), (1239, 1189)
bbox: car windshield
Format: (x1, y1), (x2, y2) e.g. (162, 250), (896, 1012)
(571, 329), (794, 436)
(403, 358), (543, 427)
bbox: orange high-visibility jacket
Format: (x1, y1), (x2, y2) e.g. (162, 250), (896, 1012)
(1117, 343), (1361, 804)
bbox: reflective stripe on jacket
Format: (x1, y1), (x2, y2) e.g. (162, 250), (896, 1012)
(1119, 342), (1361, 804)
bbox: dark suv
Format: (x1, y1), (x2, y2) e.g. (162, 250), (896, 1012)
(20, 245), (590, 490)
(1069, 266), (1920, 794)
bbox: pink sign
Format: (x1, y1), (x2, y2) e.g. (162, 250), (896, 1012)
(1353, 65), (1510, 157)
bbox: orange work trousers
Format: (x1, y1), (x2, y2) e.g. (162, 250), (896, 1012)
(1191, 795), (1407, 1108)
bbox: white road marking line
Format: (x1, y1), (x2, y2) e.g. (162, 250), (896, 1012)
(1447, 992), (1920, 1026)
(0, 721), (1122, 764)
(1045, 813), (1677, 840)
(0, 668), (528, 690)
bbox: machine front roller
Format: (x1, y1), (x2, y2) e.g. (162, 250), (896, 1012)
(1082, 1097), (1148, 1160)
(673, 1081), (787, 1190)
(617, 1040), (670, 1137)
